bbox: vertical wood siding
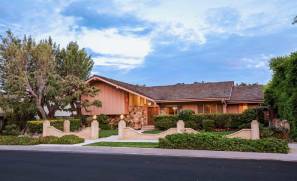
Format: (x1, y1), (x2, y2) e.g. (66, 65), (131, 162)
(82, 82), (126, 115)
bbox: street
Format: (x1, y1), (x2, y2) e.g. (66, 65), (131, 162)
(0, 150), (296, 181)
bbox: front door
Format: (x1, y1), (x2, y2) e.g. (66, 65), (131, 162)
(147, 107), (159, 125)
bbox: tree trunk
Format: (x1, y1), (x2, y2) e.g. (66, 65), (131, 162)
(37, 104), (47, 119)
(35, 97), (47, 119)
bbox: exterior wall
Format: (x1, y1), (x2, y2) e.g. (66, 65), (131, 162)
(82, 81), (126, 115)
(181, 104), (198, 113)
(227, 104), (239, 113)
(227, 103), (261, 113)
(158, 101), (224, 115)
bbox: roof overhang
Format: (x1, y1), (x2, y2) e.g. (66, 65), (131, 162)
(227, 100), (264, 104)
(156, 98), (228, 103)
(86, 76), (156, 103)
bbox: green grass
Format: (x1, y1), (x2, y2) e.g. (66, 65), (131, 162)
(142, 130), (162, 134)
(87, 142), (159, 148)
(99, 129), (118, 138)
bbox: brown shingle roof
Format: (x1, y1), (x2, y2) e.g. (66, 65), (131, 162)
(137, 82), (234, 101)
(89, 75), (234, 101)
(229, 85), (264, 103)
(88, 75), (264, 103)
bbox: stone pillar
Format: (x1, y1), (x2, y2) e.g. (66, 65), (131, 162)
(42, 120), (50, 137)
(118, 118), (126, 139)
(251, 120), (260, 140)
(64, 120), (70, 133)
(177, 120), (185, 133)
(90, 120), (99, 140)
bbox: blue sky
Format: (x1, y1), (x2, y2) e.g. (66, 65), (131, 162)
(1, 0), (297, 85)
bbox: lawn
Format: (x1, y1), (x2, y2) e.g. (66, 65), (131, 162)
(99, 130), (118, 138)
(87, 142), (159, 148)
(142, 130), (162, 134)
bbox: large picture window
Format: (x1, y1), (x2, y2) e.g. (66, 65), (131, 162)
(197, 103), (224, 114)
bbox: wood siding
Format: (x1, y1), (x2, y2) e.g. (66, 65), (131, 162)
(82, 81), (126, 115)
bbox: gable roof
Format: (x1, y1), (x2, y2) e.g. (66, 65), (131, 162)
(137, 82), (234, 102)
(229, 85), (264, 103)
(88, 75), (237, 102)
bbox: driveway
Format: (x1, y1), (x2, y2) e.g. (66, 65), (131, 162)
(0, 150), (296, 181)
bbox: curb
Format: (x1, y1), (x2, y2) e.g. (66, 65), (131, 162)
(0, 145), (296, 162)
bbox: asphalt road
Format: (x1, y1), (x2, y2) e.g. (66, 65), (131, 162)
(0, 151), (296, 181)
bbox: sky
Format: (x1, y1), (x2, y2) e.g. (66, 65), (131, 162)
(1, 0), (297, 86)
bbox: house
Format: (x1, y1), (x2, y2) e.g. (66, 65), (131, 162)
(82, 75), (264, 129)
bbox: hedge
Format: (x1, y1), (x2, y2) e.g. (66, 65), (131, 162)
(159, 133), (289, 153)
(0, 135), (84, 145)
(27, 119), (81, 133)
(155, 108), (263, 130)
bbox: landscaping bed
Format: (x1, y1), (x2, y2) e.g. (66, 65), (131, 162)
(87, 142), (159, 148)
(0, 135), (84, 145)
(159, 133), (289, 153)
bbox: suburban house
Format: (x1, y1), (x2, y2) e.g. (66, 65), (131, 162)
(82, 75), (264, 129)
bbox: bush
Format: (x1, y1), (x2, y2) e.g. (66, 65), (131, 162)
(0, 135), (84, 145)
(27, 118), (81, 133)
(39, 135), (84, 144)
(2, 124), (20, 135)
(159, 133), (289, 153)
(202, 120), (215, 131)
(0, 136), (39, 145)
(154, 115), (178, 130)
(154, 108), (264, 130)
(97, 114), (111, 130)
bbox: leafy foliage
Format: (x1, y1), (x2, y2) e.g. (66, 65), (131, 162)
(202, 119), (215, 131)
(264, 52), (297, 137)
(154, 109), (261, 130)
(27, 119), (80, 133)
(0, 31), (100, 120)
(2, 124), (19, 135)
(0, 135), (84, 145)
(159, 133), (289, 153)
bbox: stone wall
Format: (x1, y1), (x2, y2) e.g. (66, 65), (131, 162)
(43, 119), (99, 140)
(225, 120), (260, 140)
(118, 120), (197, 140)
(126, 106), (148, 129)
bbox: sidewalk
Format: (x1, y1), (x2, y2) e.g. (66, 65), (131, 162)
(75, 135), (158, 146)
(0, 144), (296, 162)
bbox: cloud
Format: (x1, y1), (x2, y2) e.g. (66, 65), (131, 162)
(77, 28), (152, 70)
(230, 54), (274, 70)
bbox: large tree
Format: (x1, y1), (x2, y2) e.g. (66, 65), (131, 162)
(55, 42), (100, 116)
(0, 31), (57, 119)
(265, 52), (297, 136)
(0, 31), (100, 119)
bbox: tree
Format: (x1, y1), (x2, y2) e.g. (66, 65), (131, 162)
(54, 42), (100, 116)
(0, 31), (57, 119)
(0, 31), (101, 119)
(264, 52), (297, 137)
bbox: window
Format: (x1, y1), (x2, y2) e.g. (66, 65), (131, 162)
(197, 102), (224, 114)
(197, 103), (204, 113)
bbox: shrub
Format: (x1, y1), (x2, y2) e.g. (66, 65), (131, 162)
(97, 114), (112, 130)
(0, 136), (39, 145)
(154, 115), (178, 130)
(154, 108), (263, 130)
(178, 110), (195, 121)
(27, 118), (80, 133)
(2, 124), (20, 135)
(159, 133), (289, 153)
(202, 120), (215, 131)
(41, 135), (84, 144)
(0, 135), (84, 145)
